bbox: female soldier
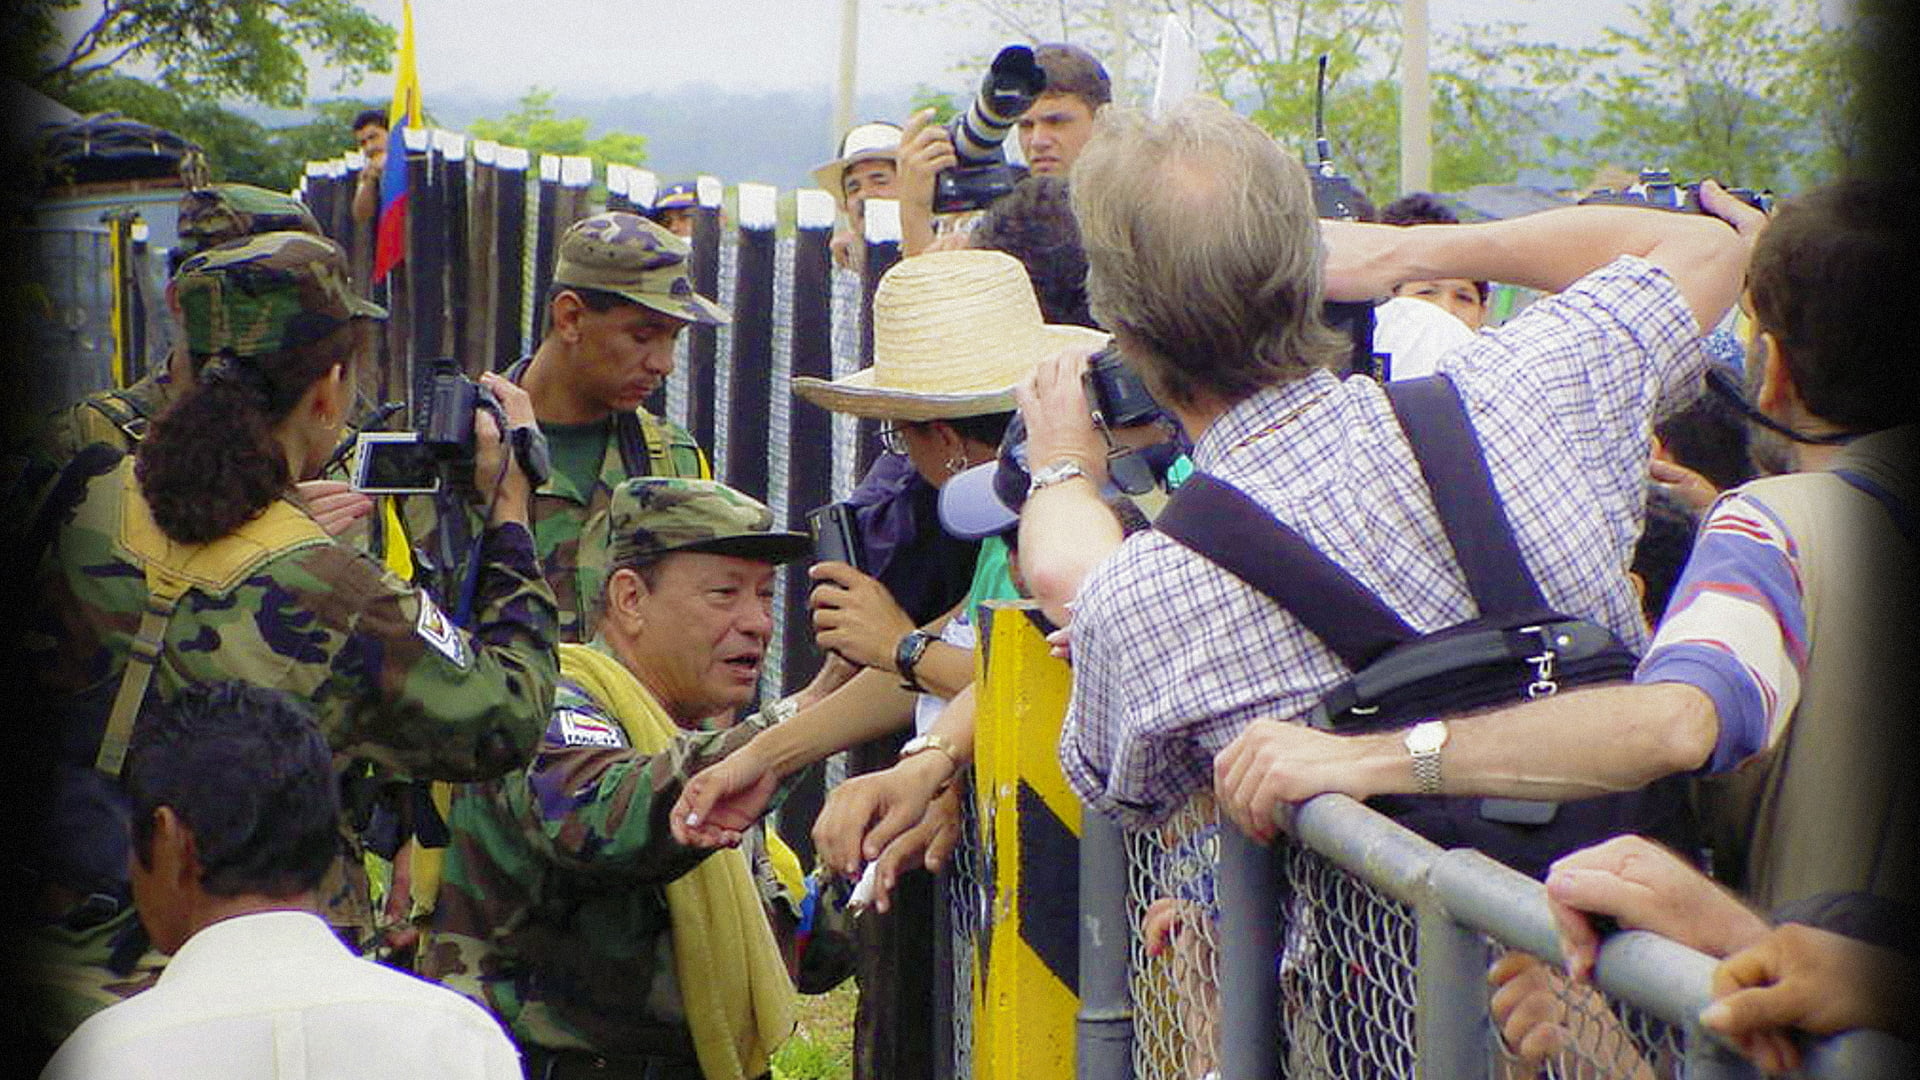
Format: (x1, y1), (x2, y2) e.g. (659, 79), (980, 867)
(23, 231), (558, 1049)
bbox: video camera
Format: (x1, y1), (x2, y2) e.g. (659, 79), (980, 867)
(351, 358), (511, 496)
(933, 44), (1048, 214)
(1580, 168), (1773, 215)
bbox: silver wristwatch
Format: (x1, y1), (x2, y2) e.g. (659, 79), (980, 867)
(1404, 720), (1449, 795)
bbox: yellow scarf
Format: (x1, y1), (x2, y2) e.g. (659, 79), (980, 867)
(559, 642), (796, 1080)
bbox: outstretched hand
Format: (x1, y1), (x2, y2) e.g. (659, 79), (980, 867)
(295, 480), (372, 536)
(860, 782), (963, 914)
(671, 746), (780, 849)
(813, 751), (955, 878)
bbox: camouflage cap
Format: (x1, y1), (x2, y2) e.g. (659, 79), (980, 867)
(603, 477), (811, 566)
(175, 231), (386, 358)
(176, 184), (322, 257)
(552, 211), (730, 326)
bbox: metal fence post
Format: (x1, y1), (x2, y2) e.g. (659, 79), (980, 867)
(1077, 808), (1133, 1080)
(1217, 825), (1280, 1080)
(1415, 890), (1493, 1080)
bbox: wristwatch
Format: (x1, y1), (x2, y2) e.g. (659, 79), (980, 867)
(894, 629), (937, 693)
(899, 732), (957, 765)
(1404, 720), (1449, 795)
(1027, 458), (1089, 496)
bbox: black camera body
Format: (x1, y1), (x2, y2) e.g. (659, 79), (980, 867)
(1580, 168), (1773, 215)
(352, 359), (507, 495)
(1084, 347), (1163, 430)
(418, 358), (502, 461)
(933, 44), (1047, 215)
(806, 503), (865, 571)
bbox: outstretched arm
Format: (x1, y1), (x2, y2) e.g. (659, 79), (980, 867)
(671, 664), (919, 847)
(1322, 180), (1765, 332)
(1214, 682), (1718, 845)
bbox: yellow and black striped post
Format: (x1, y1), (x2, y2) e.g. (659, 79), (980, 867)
(972, 600), (1080, 1079)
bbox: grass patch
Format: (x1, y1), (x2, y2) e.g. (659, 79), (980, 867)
(772, 979), (857, 1080)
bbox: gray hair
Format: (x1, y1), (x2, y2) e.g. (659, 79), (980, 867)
(1070, 97), (1349, 410)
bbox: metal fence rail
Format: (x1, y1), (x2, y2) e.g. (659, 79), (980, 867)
(1178, 791), (1918, 1080)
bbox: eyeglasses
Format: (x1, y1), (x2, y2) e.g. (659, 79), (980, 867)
(876, 423), (909, 456)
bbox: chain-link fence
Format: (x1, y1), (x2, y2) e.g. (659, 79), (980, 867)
(1100, 791), (1915, 1080)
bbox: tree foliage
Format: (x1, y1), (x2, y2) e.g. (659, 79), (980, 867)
(891, 0), (1590, 203)
(1580, 0), (1849, 192)
(57, 75), (384, 190)
(469, 87), (649, 166)
(36, 0), (395, 109)
(891, 0), (1845, 201)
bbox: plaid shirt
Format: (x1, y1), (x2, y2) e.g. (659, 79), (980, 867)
(1059, 257), (1708, 827)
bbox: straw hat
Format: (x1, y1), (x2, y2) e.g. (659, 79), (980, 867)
(793, 249), (1109, 421)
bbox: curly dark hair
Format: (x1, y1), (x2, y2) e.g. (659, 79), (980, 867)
(973, 176), (1095, 328)
(136, 323), (362, 544)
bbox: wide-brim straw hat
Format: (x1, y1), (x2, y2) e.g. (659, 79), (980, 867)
(793, 249), (1109, 421)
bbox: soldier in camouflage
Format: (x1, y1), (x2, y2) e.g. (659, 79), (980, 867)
(453, 211), (727, 643)
(39, 184), (325, 460)
(19, 230), (559, 1052)
(423, 477), (812, 1079)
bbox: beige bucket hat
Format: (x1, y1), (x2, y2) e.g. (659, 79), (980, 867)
(792, 249), (1109, 421)
(810, 121), (903, 212)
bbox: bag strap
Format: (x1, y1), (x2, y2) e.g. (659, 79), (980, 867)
(95, 575), (188, 777)
(82, 390), (153, 443)
(1384, 376), (1547, 616)
(615, 410), (655, 478)
(1833, 467), (1918, 550)
(1157, 472), (1417, 670)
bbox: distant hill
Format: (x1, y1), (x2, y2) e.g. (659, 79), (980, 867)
(256, 85), (928, 192)
(252, 83), (1616, 196)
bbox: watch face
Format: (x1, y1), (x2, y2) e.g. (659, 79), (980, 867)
(1407, 721), (1446, 753)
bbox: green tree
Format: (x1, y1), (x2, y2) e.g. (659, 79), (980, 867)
(469, 87), (649, 166)
(34, 0), (395, 109)
(890, 0), (1590, 202)
(1579, 0), (1849, 192)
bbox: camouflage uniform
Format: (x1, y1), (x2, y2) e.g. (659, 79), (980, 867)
(417, 212), (727, 643)
(36, 184), (324, 464)
(423, 478), (809, 1071)
(21, 232), (559, 1043)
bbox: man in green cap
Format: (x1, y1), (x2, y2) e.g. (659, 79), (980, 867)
(42, 184), (324, 460)
(423, 476), (809, 1080)
(439, 210), (728, 643)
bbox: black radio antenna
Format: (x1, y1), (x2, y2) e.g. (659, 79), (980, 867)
(1313, 54), (1332, 166)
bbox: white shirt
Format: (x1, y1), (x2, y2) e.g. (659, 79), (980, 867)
(43, 910), (521, 1080)
(1372, 295), (1477, 381)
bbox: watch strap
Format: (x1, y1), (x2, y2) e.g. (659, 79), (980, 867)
(895, 629), (936, 693)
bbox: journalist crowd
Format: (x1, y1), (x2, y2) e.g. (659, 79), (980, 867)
(4, 27), (1917, 1080)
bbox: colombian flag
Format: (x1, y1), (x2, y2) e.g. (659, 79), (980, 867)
(373, 0), (423, 282)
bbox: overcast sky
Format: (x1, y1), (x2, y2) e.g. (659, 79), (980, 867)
(311, 0), (1646, 102)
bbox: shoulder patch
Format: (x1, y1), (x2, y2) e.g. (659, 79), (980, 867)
(554, 707), (628, 748)
(415, 594), (472, 669)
